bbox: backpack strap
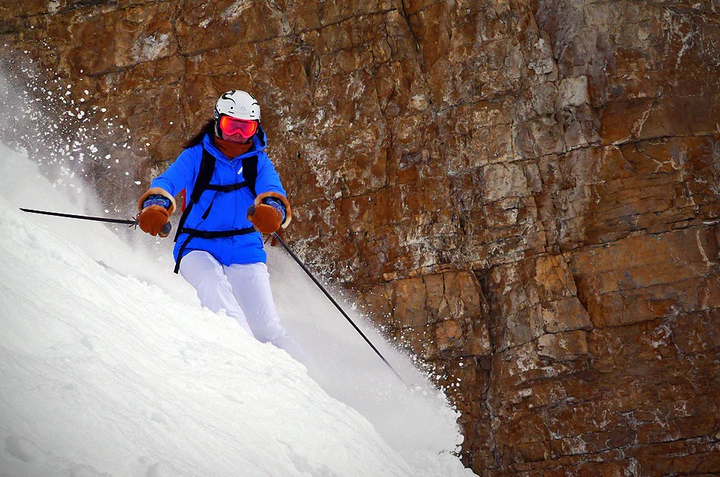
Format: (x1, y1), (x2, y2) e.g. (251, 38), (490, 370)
(174, 148), (216, 244)
(242, 155), (258, 196)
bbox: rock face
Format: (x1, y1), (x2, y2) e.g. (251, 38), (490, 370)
(2, 1), (718, 474)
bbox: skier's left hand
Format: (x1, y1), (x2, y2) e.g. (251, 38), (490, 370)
(247, 203), (282, 234)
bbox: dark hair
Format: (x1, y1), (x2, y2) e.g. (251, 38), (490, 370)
(184, 119), (216, 149)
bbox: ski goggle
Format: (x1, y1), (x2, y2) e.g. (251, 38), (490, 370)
(218, 116), (259, 138)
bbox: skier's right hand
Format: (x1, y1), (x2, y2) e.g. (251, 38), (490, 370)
(137, 188), (175, 237)
(138, 204), (170, 237)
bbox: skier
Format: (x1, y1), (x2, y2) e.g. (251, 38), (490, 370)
(135, 90), (305, 362)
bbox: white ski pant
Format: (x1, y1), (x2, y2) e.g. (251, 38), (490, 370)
(179, 250), (305, 362)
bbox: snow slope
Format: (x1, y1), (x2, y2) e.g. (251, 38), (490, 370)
(0, 144), (473, 476)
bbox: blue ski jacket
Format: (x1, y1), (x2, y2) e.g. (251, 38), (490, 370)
(150, 126), (286, 266)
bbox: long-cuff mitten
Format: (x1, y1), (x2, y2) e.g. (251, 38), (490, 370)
(137, 188), (176, 237)
(247, 192), (292, 234)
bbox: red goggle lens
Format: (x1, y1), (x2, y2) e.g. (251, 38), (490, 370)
(219, 116), (258, 138)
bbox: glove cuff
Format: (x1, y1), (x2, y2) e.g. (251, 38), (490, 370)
(255, 192), (291, 228)
(137, 187), (176, 215)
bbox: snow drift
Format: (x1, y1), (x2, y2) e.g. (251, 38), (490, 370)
(0, 143), (473, 476)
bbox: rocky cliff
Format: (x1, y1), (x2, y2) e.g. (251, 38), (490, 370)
(2, 0), (718, 474)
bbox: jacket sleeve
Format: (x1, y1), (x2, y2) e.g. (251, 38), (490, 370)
(150, 148), (199, 197)
(253, 152), (291, 227)
(254, 152), (287, 197)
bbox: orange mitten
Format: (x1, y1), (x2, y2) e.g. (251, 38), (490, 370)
(247, 203), (283, 234)
(138, 205), (170, 236)
(136, 188), (176, 237)
(247, 192), (292, 234)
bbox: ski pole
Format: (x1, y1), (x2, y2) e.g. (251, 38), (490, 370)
(19, 207), (172, 235)
(271, 232), (406, 384)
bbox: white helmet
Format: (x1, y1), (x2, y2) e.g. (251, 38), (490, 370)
(213, 90), (261, 120)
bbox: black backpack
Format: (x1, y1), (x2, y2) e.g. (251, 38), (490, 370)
(172, 148), (258, 273)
